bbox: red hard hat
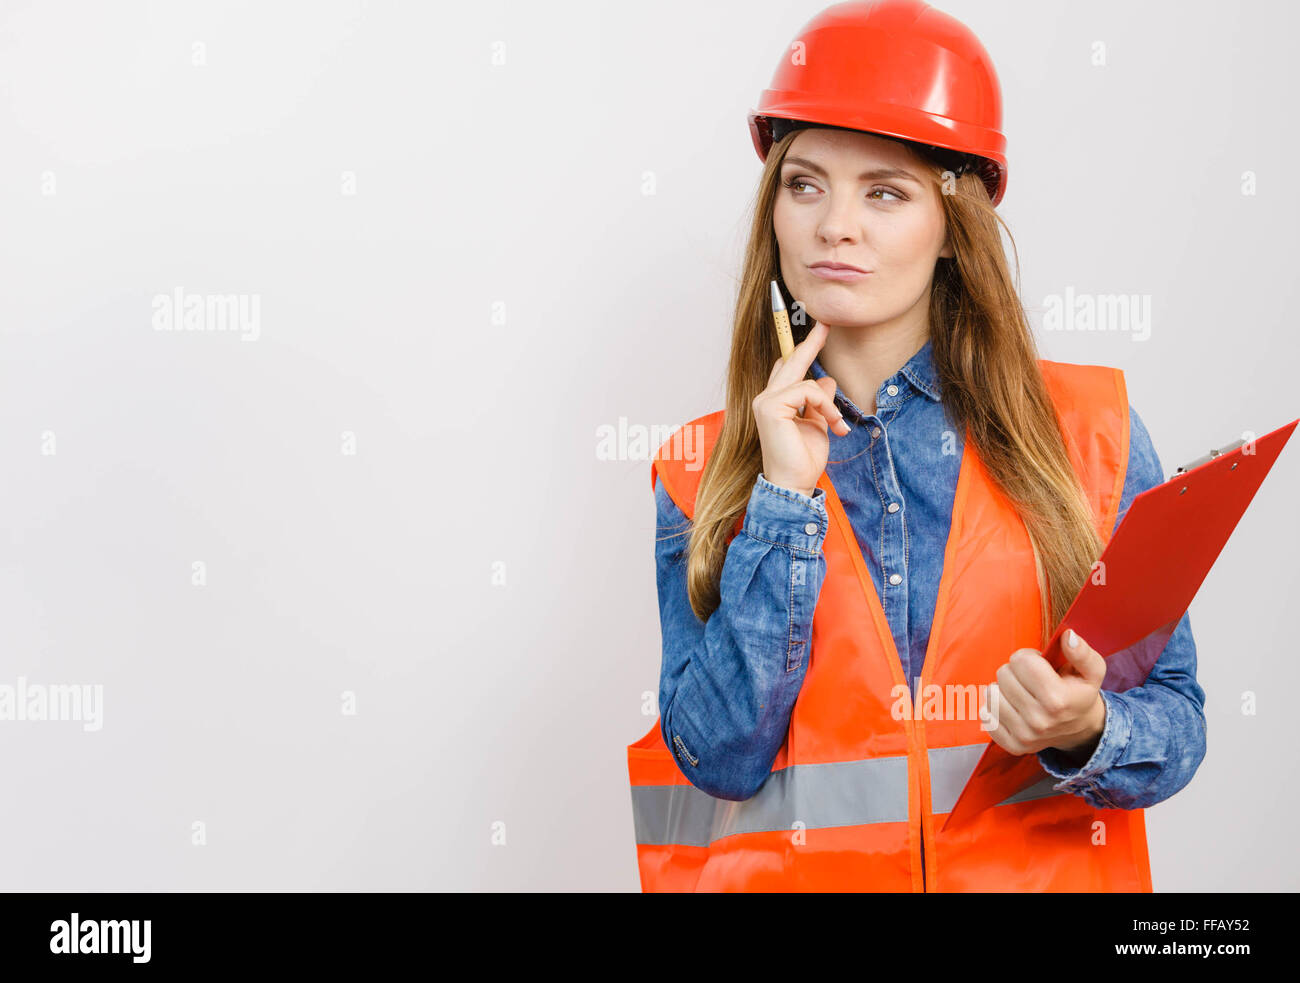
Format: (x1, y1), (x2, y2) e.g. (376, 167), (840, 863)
(748, 0), (1008, 206)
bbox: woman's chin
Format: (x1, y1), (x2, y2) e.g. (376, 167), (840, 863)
(802, 302), (880, 329)
(799, 285), (876, 315)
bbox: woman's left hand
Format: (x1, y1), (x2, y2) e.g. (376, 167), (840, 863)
(982, 628), (1107, 758)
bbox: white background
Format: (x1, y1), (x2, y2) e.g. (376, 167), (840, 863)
(0, 0), (1295, 890)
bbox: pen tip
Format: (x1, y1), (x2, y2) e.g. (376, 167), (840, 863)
(770, 280), (785, 312)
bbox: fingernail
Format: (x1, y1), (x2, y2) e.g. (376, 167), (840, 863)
(1066, 629), (1078, 648)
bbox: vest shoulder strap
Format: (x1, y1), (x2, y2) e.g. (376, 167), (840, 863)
(1038, 358), (1130, 538)
(650, 410), (725, 521)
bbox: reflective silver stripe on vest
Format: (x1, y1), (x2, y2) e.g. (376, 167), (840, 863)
(632, 745), (1070, 847)
(631, 756), (910, 848)
(927, 743), (1068, 815)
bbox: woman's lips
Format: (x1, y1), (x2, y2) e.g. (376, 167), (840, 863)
(809, 266), (871, 282)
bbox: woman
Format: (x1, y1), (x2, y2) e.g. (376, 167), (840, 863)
(627, 0), (1206, 892)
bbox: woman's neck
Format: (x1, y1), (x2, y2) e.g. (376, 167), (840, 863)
(815, 318), (930, 417)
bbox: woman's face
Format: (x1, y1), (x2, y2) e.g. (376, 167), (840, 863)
(773, 128), (953, 331)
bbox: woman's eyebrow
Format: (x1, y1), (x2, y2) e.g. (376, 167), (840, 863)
(781, 156), (921, 184)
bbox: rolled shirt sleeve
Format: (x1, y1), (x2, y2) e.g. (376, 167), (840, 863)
(653, 473), (827, 801)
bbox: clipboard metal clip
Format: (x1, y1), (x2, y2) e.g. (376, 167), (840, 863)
(1171, 438), (1247, 479)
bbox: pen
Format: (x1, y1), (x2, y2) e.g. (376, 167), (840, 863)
(770, 280), (806, 418)
(770, 280), (795, 359)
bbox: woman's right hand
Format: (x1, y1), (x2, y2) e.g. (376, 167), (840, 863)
(752, 321), (851, 498)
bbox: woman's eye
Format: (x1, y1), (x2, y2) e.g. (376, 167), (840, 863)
(784, 177), (904, 202)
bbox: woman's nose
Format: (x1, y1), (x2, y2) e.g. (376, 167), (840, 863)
(815, 192), (862, 244)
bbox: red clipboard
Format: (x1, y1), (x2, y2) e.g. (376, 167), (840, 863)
(942, 416), (1299, 831)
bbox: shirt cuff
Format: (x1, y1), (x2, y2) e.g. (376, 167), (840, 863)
(743, 474), (828, 555)
(1036, 689), (1132, 786)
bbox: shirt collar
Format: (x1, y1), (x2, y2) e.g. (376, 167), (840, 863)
(809, 338), (942, 413)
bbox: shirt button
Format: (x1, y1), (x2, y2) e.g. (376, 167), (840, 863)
(889, 573), (902, 585)
(887, 502), (900, 513)
(886, 384), (898, 396)
(803, 522), (818, 535)
(871, 427), (882, 438)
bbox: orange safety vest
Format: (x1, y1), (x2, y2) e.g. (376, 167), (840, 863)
(627, 358), (1151, 892)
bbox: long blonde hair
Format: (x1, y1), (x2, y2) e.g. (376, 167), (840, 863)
(684, 130), (1103, 649)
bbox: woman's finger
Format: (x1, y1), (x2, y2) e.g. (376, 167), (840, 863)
(815, 375), (839, 404)
(995, 658), (1049, 734)
(984, 683), (1033, 753)
(768, 353), (785, 386)
(771, 322), (829, 390)
(777, 380), (849, 434)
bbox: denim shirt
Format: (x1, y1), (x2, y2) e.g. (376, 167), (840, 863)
(654, 339), (1208, 808)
